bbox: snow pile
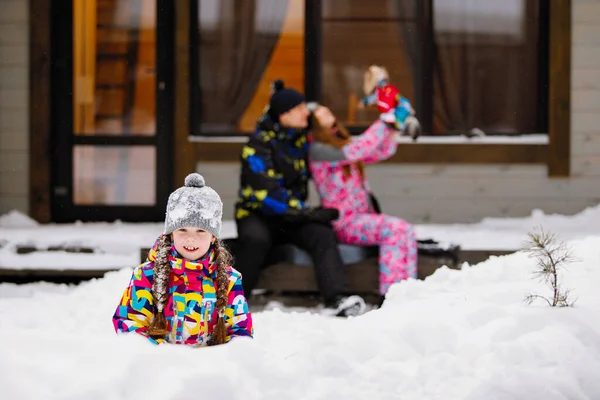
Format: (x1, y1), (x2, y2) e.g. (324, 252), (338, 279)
(0, 281), (74, 298)
(0, 209), (39, 228)
(1, 236), (599, 399)
(417, 204), (600, 250)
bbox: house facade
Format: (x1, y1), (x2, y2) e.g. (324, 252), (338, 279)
(1, 0), (598, 224)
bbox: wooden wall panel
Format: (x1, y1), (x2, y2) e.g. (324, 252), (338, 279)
(73, 0), (96, 134)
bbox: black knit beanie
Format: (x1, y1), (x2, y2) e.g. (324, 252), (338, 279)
(268, 80), (306, 121)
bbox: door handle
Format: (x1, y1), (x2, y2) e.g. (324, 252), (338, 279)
(54, 186), (68, 196)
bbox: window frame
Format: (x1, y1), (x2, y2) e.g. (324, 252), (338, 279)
(186, 0), (570, 177)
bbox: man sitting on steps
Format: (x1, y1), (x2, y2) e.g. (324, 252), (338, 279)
(233, 79), (367, 317)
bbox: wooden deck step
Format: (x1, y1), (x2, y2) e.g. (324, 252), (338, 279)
(0, 249), (515, 287)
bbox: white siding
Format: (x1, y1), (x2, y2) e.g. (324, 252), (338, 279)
(0, 0), (29, 214)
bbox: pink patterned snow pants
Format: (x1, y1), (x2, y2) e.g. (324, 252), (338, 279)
(336, 214), (418, 295)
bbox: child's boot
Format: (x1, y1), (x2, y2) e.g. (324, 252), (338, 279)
(325, 295), (367, 317)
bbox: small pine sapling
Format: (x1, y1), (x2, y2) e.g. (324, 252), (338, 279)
(522, 227), (576, 307)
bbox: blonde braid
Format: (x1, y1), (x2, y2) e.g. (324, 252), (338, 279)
(208, 239), (233, 346)
(147, 234), (172, 339)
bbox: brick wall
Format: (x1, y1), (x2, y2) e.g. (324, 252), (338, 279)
(0, 0), (29, 215)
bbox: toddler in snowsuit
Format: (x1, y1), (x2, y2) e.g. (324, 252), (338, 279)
(308, 106), (418, 296)
(360, 65), (421, 141)
(113, 173), (254, 346)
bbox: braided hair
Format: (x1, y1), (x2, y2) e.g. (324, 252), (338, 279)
(147, 234), (234, 346)
(147, 234), (172, 339)
(208, 238), (233, 346)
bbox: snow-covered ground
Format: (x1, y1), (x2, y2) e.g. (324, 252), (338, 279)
(2, 204), (600, 270)
(0, 234), (599, 399)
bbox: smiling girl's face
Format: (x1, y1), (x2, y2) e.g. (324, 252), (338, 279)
(171, 227), (214, 260)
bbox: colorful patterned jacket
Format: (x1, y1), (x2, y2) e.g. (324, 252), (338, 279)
(235, 112), (310, 220)
(308, 120), (398, 228)
(112, 239), (254, 346)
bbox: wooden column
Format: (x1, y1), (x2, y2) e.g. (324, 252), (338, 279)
(548, 0), (572, 177)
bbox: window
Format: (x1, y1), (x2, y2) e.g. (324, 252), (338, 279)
(190, 0), (305, 135)
(321, 0), (420, 128)
(73, 146), (156, 205)
(432, 0), (547, 135)
(320, 0), (549, 136)
(71, 0), (159, 206)
(189, 0), (549, 137)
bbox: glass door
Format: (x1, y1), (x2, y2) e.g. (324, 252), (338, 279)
(51, 0), (173, 222)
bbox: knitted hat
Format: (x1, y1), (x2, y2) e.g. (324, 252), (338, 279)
(164, 173), (223, 238)
(268, 79), (306, 121)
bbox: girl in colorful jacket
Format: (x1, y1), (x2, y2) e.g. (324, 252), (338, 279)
(112, 173), (254, 346)
(308, 106), (418, 297)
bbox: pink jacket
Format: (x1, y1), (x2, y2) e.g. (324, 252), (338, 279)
(309, 120), (398, 228)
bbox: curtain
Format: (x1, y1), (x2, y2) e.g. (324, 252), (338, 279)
(393, 0), (419, 98)
(198, 0), (289, 131)
(432, 0), (542, 135)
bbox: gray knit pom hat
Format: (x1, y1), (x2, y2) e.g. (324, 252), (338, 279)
(164, 173), (223, 238)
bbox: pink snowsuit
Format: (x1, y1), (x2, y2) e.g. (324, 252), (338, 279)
(309, 120), (418, 295)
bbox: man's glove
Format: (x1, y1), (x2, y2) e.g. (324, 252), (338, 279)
(307, 206), (340, 224)
(282, 206), (340, 225)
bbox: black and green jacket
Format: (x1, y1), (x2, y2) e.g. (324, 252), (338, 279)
(235, 113), (310, 220)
